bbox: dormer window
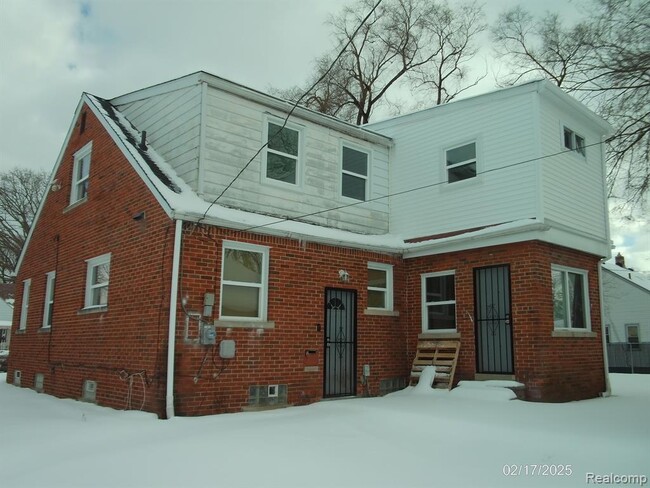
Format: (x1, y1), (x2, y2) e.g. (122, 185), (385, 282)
(563, 127), (585, 156)
(70, 141), (92, 204)
(264, 121), (301, 186)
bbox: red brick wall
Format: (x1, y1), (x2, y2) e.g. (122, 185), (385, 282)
(404, 241), (606, 401)
(173, 225), (406, 415)
(8, 105), (176, 415)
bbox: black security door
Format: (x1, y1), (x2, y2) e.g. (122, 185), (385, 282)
(324, 288), (357, 397)
(475, 265), (514, 374)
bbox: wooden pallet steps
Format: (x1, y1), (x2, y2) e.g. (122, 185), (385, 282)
(410, 339), (460, 390)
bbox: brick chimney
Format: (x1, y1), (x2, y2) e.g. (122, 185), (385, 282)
(615, 252), (626, 268)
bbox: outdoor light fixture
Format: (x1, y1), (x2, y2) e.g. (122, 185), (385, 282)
(338, 269), (350, 282)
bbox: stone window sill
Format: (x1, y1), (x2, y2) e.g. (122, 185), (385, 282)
(419, 332), (461, 339)
(215, 320), (275, 330)
(552, 329), (597, 338)
(38, 327), (51, 333)
(64, 197), (88, 213)
(78, 306), (108, 315)
(364, 309), (400, 317)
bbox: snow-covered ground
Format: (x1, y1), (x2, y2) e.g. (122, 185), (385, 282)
(1, 373), (648, 488)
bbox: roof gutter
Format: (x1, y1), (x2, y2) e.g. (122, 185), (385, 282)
(598, 261), (612, 397)
(166, 219), (183, 419)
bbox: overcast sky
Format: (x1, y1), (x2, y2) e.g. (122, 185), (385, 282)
(0, 0), (647, 271)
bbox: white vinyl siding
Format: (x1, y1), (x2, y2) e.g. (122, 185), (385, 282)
(70, 141), (92, 204)
(220, 241), (270, 321)
(42, 271), (56, 328)
(19, 279), (31, 330)
(85, 254), (111, 309)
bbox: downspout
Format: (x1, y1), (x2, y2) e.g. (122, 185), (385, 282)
(598, 261), (612, 397)
(166, 219), (183, 418)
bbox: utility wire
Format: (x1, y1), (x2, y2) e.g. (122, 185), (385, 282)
(239, 139), (610, 233)
(198, 0), (385, 223)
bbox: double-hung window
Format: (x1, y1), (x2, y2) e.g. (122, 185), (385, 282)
(446, 142), (477, 183)
(563, 127), (585, 156)
(421, 271), (456, 331)
(19, 278), (31, 330)
(367, 262), (393, 310)
(85, 253), (111, 309)
(71, 141), (92, 204)
(264, 121), (300, 185)
(42, 271), (56, 328)
(220, 241), (270, 320)
(626, 324), (640, 350)
(342, 146), (369, 201)
(551, 265), (590, 330)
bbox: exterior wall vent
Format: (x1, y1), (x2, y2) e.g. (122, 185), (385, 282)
(82, 380), (97, 402)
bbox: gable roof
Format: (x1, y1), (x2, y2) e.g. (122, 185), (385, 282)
(602, 262), (650, 294)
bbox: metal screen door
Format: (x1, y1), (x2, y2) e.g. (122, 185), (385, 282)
(324, 288), (357, 397)
(475, 265), (514, 374)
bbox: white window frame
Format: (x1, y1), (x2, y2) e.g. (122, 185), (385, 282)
(219, 240), (270, 321)
(19, 278), (31, 330)
(367, 262), (393, 311)
(261, 117), (303, 188)
(421, 271), (456, 332)
(626, 324), (640, 350)
(42, 271), (56, 329)
(551, 264), (591, 330)
(84, 253), (111, 309)
(562, 126), (586, 157)
(341, 143), (370, 201)
(445, 141), (477, 184)
(70, 141), (93, 204)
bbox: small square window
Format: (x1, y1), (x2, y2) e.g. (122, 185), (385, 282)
(70, 141), (92, 204)
(563, 126), (585, 157)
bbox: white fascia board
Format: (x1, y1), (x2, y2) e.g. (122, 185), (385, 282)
(83, 94), (175, 218)
(15, 97), (88, 274)
(109, 72), (203, 105)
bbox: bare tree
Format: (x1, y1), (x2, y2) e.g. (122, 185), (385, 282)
(492, 0), (650, 210)
(0, 168), (49, 282)
(275, 0), (487, 125)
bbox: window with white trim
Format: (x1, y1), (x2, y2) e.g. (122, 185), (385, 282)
(85, 253), (111, 309)
(263, 121), (300, 185)
(342, 146), (369, 201)
(421, 271), (456, 331)
(220, 241), (270, 320)
(446, 142), (476, 183)
(626, 324), (640, 350)
(70, 141), (92, 204)
(42, 271), (56, 328)
(367, 262), (393, 310)
(551, 265), (590, 330)
(19, 278), (31, 330)
(563, 126), (585, 156)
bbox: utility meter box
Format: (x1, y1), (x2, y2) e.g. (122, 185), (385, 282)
(200, 323), (217, 345)
(220, 339), (236, 359)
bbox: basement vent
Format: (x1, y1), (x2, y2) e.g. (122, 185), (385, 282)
(13, 370), (21, 386)
(248, 384), (287, 407)
(82, 380), (97, 402)
(379, 377), (407, 396)
(34, 373), (44, 392)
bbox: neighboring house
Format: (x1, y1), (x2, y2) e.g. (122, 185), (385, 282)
(0, 296), (12, 350)
(602, 255), (650, 373)
(8, 72), (612, 417)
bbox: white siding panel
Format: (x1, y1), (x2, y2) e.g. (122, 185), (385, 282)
(200, 87), (390, 233)
(372, 92), (539, 239)
(603, 271), (650, 345)
(115, 85), (202, 190)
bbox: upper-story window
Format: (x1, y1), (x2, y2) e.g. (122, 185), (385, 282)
(551, 264), (590, 330)
(70, 141), (92, 204)
(367, 262), (393, 311)
(446, 142), (476, 183)
(563, 127), (585, 156)
(42, 271), (56, 329)
(85, 253), (111, 309)
(264, 121), (301, 186)
(19, 278), (31, 330)
(342, 146), (369, 201)
(220, 241), (270, 321)
(421, 271), (456, 332)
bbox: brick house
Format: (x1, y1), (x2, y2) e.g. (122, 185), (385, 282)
(8, 72), (612, 417)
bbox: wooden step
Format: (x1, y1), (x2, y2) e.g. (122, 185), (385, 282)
(410, 339), (460, 390)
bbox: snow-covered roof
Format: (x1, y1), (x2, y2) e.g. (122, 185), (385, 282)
(602, 262), (650, 293)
